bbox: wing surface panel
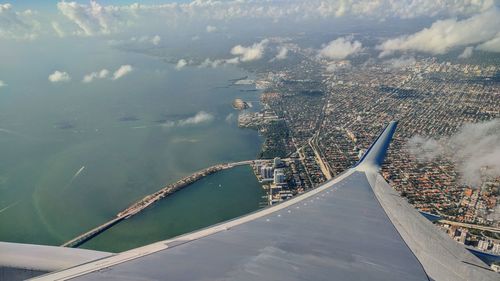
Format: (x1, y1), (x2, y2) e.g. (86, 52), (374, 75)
(37, 171), (429, 281)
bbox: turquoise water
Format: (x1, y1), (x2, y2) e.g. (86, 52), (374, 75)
(83, 165), (266, 252)
(0, 40), (265, 250)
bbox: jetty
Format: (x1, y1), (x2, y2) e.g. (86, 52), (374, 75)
(61, 160), (258, 248)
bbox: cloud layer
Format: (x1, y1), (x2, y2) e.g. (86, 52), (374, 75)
(231, 39), (268, 62)
(407, 119), (500, 187)
(175, 59), (188, 70)
(0, 3), (39, 39)
(274, 47), (288, 60)
(56, 1), (129, 36)
(319, 37), (362, 60)
(1, 1), (496, 40)
(83, 69), (109, 83)
(112, 65), (133, 80)
(48, 71), (71, 83)
(378, 8), (500, 56)
(177, 111), (214, 126)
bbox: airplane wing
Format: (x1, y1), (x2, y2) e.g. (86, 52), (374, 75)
(3, 121), (497, 281)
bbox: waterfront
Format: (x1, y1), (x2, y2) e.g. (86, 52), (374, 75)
(81, 165), (266, 252)
(0, 42), (265, 250)
(62, 160), (258, 248)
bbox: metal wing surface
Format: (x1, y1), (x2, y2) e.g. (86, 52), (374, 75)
(23, 121), (499, 281)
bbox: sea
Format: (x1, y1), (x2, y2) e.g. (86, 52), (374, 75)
(0, 41), (266, 252)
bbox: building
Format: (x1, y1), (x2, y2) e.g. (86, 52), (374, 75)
(274, 169), (285, 185)
(273, 157), (283, 168)
(260, 166), (274, 179)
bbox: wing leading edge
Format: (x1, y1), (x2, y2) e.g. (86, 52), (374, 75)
(30, 121), (498, 281)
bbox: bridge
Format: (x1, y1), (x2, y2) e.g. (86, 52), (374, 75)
(439, 219), (500, 234)
(61, 159), (266, 248)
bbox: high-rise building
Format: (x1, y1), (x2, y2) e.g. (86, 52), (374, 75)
(260, 166), (274, 179)
(273, 169), (285, 185)
(273, 157), (283, 168)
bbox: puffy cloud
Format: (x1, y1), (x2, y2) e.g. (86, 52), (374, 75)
(199, 58), (224, 68)
(112, 65), (133, 80)
(51, 1), (495, 38)
(0, 80), (6, 88)
(56, 1), (132, 36)
(274, 46), (288, 60)
(377, 8), (500, 56)
(319, 37), (362, 60)
(82, 69), (109, 83)
(177, 111), (214, 126)
(37, 1), (494, 38)
(151, 35), (161, 45)
(477, 36), (500, 52)
(0, 1), (490, 39)
(458, 46), (474, 59)
(206, 25), (217, 33)
(407, 119), (500, 187)
(48, 71), (71, 83)
(384, 56), (416, 69)
(175, 59), (188, 70)
(0, 3), (40, 40)
(225, 57), (240, 64)
(231, 39), (268, 62)
(407, 136), (444, 161)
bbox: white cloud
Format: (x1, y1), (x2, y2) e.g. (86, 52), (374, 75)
(112, 65), (133, 80)
(151, 35), (161, 45)
(458, 46), (474, 59)
(199, 58), (224, 68)
(48, 71), (71, 83)
(178, 111), (214, 126)
(231, 39), (268, 62)
(0, 1), (484, 39)
(407, 119), (500, 187)
(377, 8), (500, 56)
(83, 69), (110, 83)
(384, 56), (416, 69)
(225, 57), (240, 64)
(206, 25), (217, 33)
(274, 46), (288, 60)
(51, 1), (495, 38)
(0, 80), (6, 88)
(51, 21), (65, 37)
(56, 1), (134, 36)
(0, 3), (40, 40)
(319, 37), (362, 60)
(175, 59), (188, 70)
(477, 36), (500, 52)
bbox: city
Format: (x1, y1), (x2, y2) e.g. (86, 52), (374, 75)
(235, 52), (500, 261)
(1, 1), (499, 279)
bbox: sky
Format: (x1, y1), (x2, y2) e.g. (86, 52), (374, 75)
(1, 1), (498, 52)
(0, 0), (499, 80)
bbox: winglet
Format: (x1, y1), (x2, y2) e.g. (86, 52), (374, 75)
(354, 121), (398, 171)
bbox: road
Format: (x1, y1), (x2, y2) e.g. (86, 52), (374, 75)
(439, 220), (500, 234)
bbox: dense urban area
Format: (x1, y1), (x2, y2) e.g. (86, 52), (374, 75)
(232, 46), (500, 261)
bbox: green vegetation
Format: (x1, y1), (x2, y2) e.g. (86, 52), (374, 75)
(259, 120), (290, 159)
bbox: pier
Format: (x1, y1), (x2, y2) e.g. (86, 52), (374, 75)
(61, 160), (260, 248)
